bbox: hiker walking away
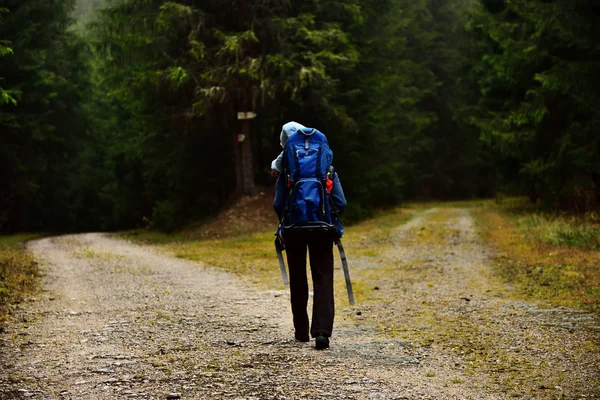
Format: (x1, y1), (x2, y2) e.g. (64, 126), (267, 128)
(273, 122), (347, 350)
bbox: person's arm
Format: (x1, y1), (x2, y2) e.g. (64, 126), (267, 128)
(271, 151), (284, 173)
(330, 172), (347, 216)
(273, 174), (288, 220)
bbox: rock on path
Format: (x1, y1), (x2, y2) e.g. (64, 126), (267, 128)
(0, 209), (598, 399)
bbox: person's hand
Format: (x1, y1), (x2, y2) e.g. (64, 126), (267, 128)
(270, 169), (280, 177)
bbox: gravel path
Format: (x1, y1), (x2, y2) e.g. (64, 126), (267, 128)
(1, 209), (598, 399)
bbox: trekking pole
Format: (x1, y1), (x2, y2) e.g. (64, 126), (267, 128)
(274, 238), (289, 285)
(335, 239), (355, 305)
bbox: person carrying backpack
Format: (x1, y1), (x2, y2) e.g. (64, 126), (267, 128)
(272, 122), (347, 350)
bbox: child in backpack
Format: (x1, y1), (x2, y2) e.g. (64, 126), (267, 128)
(270, 121), (306, 175)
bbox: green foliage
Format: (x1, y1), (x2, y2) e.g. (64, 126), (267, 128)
(345, 0), (437, 207)
(75, 0), (363, 230)
(71, 0), (109, 32)
(0, 0), (91, 231)
(0, 8), (15, 105)
(150, 0), (360, 117)
(2, 0), (597, 233)
(465, 0), (600, 210)
(334, 0), (483, 217)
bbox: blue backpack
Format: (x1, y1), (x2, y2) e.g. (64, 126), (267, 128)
(280, 127), (336, 231)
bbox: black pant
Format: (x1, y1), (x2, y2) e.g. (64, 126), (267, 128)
(283, 231), (335, 339)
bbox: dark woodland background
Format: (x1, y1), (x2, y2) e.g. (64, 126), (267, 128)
(1, 0), (598, 232)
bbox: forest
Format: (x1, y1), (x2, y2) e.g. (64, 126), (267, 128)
(1, 0), (598, 233)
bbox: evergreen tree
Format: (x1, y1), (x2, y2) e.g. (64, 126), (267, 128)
(0, 0), (90, 231)
(86, 0), (361, 229)
(342, 0), (437, 213)
(4, 0), (598, 233)
(415, 0), (484, 199)
(0, 8), (15, 105)
(466, 0), (600, 210)
(338, 0), (480, 215)
(72, 0), (109, 31)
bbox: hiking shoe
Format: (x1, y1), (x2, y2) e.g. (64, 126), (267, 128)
(315, 335), (329, 350)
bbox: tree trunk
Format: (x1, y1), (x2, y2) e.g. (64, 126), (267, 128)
(234, 119), (257, 196)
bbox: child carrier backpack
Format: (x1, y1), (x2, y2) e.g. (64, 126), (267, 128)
(280, 127), (337, 231)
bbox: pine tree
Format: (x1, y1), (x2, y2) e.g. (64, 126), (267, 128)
(466, 0), (600, 210)
(87, 0), (361, 229)
(0, 0), (90, 231)
(0, 8), (15, 105)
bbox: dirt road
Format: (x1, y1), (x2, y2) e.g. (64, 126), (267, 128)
(1, 208), (598, 399)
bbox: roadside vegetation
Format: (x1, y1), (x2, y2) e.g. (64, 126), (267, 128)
(0, 235), (40, 326)
(473, 198), (600, 313)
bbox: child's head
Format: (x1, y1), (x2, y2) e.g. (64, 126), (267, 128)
(280, 121), (306, 147)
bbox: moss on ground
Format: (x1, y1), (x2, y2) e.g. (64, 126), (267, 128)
(0, 234), (40, 325)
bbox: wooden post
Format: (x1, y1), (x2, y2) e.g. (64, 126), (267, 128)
(237, 112), (257, 196)
(234, 132), (243, 196)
